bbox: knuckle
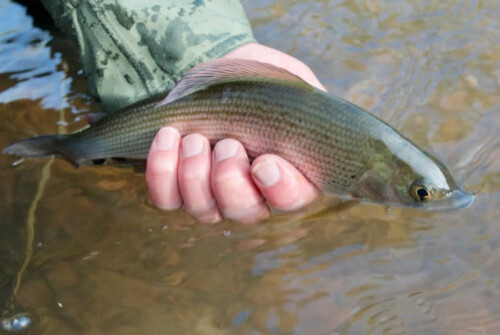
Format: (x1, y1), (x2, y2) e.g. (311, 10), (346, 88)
(147, 153), (177, 176)
(180, 167), (210, 183)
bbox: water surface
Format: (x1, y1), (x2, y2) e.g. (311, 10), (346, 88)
(0, 0), (499, 334)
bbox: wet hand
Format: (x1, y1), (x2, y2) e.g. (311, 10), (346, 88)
(146, 128), (319, 223)
(146, 43), (324, 223)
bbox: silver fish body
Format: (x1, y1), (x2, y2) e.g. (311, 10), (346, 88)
(3, 59), (473, 209)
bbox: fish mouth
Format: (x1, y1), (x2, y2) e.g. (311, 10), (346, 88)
(420, 189), (474, 211)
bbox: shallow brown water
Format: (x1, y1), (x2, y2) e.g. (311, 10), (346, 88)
(1, 0), (499, 334)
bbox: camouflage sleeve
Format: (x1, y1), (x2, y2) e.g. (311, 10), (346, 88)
(41, 0), (255, 112)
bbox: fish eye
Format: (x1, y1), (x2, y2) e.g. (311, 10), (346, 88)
(411, 184), (432, 202)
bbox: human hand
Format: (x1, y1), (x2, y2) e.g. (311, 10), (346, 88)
(146, 43), (325, 223)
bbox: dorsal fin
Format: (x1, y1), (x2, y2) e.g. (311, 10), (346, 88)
(157, 59), (311, 106)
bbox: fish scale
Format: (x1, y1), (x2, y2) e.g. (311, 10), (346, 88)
(60, 81), (386, 191)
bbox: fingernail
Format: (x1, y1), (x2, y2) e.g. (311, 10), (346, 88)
(214, 139), (239, 162)
(182, 135), (203, 158)
(155, 128), (176, 150)
(252, 160), (280, 187)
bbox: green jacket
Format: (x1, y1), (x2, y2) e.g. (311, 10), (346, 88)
(41, 0), (255, 112)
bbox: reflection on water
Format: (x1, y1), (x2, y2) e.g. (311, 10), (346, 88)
(0, 0), (499, 333)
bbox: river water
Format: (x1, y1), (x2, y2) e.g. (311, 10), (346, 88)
(0, 0), (499, 334)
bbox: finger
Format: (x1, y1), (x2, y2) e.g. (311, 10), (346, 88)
(146, 127), (182, 210)
(211, 139), (269, 224)
(251, 155), (319, 211)
(178, 134), (222, 223)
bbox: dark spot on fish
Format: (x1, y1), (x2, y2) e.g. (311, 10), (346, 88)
(96, 68), (104, 78)
(112, 53), (119, 61)
(152, 5), (161, 12)
(351, 175), (356, 179)
(178, 8), (186, 16)
(151, 14), (158, 22)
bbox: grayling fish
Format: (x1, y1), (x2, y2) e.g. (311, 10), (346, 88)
(3, 59), (473, 210)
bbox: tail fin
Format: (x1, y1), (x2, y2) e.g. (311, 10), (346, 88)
(4, 135), (92, 167)
(3, 135), (66, 157)
(3, 134), (87, 165)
